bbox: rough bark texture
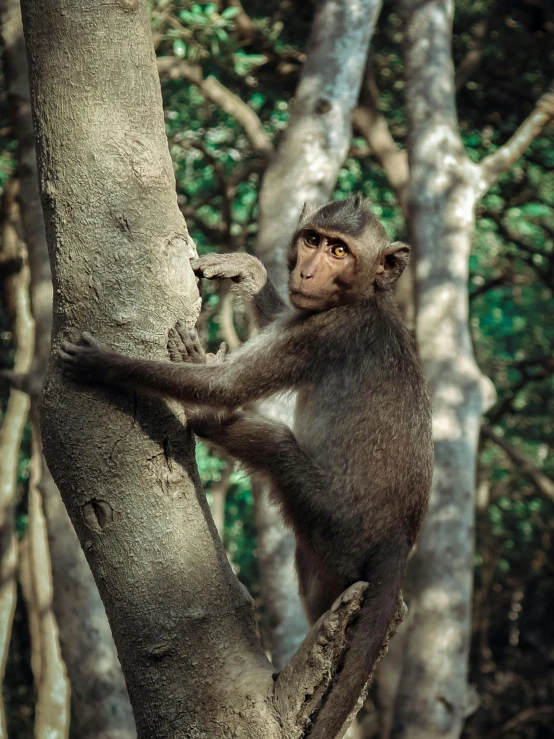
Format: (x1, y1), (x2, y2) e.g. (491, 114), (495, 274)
(391, 3), (553, 738)
(254, 0), (382, 668)
(0, 179), (33, 738)
(21, 1), (277, 736)
(1, 1), (138, 734)
(391, 4), (486, 737)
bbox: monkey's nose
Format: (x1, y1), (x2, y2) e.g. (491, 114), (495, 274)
(300, 272), (314, 280)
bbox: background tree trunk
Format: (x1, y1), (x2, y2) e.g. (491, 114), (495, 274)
(254, 0), (382, 669)
(0, 178), (33, 738)
(392, 3), (553, 737)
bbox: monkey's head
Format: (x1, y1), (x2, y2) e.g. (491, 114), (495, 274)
(287, 196), (409, 312)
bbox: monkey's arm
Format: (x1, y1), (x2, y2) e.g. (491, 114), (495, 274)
(191, 253), (287, 327)
(59, 324), (308, 408)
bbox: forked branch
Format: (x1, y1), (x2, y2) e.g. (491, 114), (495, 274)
(480, 83), (554, 189)
(157, 56), (273, 155)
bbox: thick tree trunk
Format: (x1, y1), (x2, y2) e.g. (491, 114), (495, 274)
(1, 1), (137, 734)
(254, 0), (382, 668)
(21, 1), (277, 736)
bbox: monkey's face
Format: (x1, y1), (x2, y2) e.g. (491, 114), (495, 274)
(288, 199), (410, 313)
(288, 226), (410, 312)
(288, 228), (358, 311)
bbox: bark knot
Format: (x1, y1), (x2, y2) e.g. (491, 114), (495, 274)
(82, 498), (115, 532)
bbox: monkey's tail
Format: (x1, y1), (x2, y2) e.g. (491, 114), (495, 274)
(308, 564), (405, 739)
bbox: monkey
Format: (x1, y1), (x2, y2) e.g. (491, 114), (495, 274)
(59, 196), (433, 739)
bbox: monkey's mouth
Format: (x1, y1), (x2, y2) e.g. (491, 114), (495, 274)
(289, 290), (329, 309)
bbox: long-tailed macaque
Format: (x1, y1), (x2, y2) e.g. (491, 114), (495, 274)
(59, 197), (433, 739)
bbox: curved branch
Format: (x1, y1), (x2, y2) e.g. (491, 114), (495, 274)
(480, 83), (554, 189)
(157, 57), (273, 155)
(482, 425), (554, 501)
(353, 63), (409, 216)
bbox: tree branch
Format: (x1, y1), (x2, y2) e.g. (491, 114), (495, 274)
(275, 583), (406, 738)
(454, 0), (504, 91)
(482, 425), (554, 501)
(480, 83), (554, 188)
(352, 63), (409, 216)
(157, 56), (273, 155)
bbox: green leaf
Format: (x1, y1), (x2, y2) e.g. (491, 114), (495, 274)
(221, 6), (240, 19)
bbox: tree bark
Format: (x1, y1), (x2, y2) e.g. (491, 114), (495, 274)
(391, 3), (553, 738)
(1, 1), (138, 734)
(21, 1), (277, 736)
(254, 0), (382, 669)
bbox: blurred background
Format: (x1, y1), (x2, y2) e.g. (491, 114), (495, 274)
(1, 1), (553, 738)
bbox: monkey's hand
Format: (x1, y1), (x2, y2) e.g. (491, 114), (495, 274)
(167, 321), (227, 365)
(59, 332), (115, 383)
(191, 253), (266, 301)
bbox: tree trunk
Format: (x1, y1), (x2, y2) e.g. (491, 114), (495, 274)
(391, 5), (554, 738)
(21, 1), (277, 736)
(0, 178), (33, 737)
(1, 1), (138, 734)
(254, 0), (382, 668)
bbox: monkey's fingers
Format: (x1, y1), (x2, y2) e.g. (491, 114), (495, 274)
(180, 329), (206, 364)
(191, 255), (241, 283)
(215, 342), (228, 359)
(168, 329), (187, 363)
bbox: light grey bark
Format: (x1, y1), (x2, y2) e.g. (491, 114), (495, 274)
(20, 1), (395, 736)
(254, 0), (382, 669)
(1, 1), (137, 734)
(391, 3), (554, 738)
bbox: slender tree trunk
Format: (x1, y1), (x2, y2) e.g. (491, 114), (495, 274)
(0, 179), (33, 738)
(391, 3), (553, 737)
(254, 0), (382, 668)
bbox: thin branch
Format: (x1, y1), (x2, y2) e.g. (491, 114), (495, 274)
(219, 290), (242, 352)
(480, 83), (554, 188)
(482, 425), (554, 501)
(469, 273), (514, 301)
(157, 56), (273, 155)
(224, 0), (257, 44)
(353, 62), (409, 216)
(489, 706), (554, 739)
(454, 0), (503, 91)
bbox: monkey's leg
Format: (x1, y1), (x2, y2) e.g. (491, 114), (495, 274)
(191, 410), (334, 535)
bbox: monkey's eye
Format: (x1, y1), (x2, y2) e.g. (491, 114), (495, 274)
(304, 231), (321, 247)
(331, 244), (348, 259)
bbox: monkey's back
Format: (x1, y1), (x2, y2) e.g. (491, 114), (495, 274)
(292, 296), (433, 570)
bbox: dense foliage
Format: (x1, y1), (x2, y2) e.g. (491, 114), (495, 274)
(1, 1), (553, 736)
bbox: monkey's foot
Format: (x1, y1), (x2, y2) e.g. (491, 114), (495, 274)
(168, 321), (227, 365)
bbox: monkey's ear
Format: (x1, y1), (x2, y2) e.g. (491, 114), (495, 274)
(298, 202), (317, 225)
(376, 242), (410, 288)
